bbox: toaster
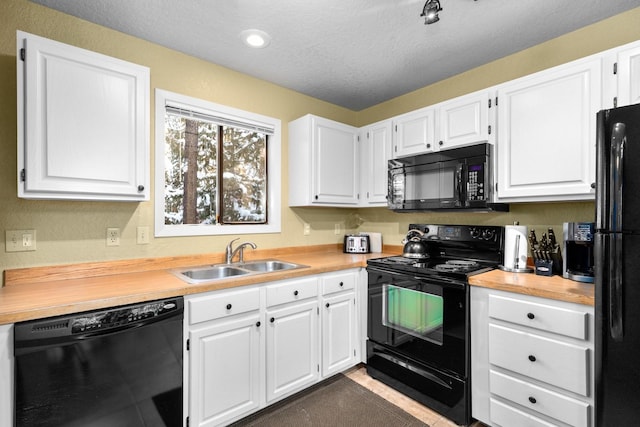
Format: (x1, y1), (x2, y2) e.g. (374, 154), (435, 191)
(344, 234), (370, 253)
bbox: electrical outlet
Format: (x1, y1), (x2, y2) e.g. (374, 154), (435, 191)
(6, 229), (36, 252)
(303, 223), (311, 236)
(136, 226), (150, 244)
(106, 228), (120, 246)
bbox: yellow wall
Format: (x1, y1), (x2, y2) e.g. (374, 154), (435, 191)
(0, 0), (639, 277)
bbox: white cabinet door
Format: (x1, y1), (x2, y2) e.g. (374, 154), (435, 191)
(359, 120), (392, 206)
(616, 41), (640, 107)
(496, 56), (602, 201)
(265, 299), (319, 403)
(188, 314), (262, 427)
(17, 31), (149, 201)
(289, 115), (359, 206)
(321, 291), (357, 377)
(437, 91), (491, 150)
(392, 107), (436, 158)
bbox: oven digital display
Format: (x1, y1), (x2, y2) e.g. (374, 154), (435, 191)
(439, 226), (461, 239)
(382, 284), (443, 345)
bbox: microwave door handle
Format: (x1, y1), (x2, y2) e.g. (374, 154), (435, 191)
(455, 163), (465, 206)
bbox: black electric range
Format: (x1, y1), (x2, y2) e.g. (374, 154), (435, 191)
(365, 224), (505, 426)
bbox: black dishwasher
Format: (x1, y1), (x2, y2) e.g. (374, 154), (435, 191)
(14, 297), (184, 427)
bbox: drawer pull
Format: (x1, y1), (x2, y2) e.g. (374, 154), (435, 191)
(294, 290), (299, 296)
(326, 303), (330, 308)
(527, 312), (535, 319)
(270, 317), (275, 323)
(528, 355), (537, 362)
(226, 303), (232, 310)
(528, 396), (537, 404)
(256, 321), (261, 327)
(339, 281), (344, 287)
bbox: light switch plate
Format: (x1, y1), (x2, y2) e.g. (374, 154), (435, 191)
(6, 229), (37, 252)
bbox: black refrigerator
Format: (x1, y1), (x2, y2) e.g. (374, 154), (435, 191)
(594, 102), (640, 426)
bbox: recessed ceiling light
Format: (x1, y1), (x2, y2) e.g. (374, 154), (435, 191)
(240, 29), (271, 48)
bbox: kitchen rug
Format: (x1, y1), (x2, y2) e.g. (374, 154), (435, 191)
(230, 373), (429, 427)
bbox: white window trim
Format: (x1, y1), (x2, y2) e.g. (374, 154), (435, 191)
(154, 88), (282, 237)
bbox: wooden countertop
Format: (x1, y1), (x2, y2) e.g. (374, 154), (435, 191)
(0, 245), (394, 325)
(0, 245), (594, 325)
(469, 269), (594, 306)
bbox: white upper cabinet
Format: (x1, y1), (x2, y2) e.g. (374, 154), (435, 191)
(391, 107), (436, 158)
(289, 114), (359, 206)
(17, 31), (150, 201)
(616, 40), (640, 107)
(436, 90), (492, 150)
(496, 55), (603, 201)
(359, 119), (392, 206)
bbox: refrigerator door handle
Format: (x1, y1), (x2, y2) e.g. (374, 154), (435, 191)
(609, 233), (624, 341)
(608, 122), (626, 341)
(609, 122), (626, 233)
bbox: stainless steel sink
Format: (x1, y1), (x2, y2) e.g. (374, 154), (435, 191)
(239, 260), (302, 272)
(172, 259), (308, 284)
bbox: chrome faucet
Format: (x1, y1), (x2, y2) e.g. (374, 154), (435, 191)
(225, 238), (257, 264)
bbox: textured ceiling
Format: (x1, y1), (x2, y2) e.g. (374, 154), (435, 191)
(29, 0), (640, 110)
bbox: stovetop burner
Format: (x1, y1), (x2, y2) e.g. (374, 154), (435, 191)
(367, 224), (505, 281)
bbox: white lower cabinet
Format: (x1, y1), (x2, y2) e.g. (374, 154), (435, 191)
(185, 269), (361, 427)
(321, 271), (357, 377)
(471, 286), (594, 427)
(265, 292), (319, 402)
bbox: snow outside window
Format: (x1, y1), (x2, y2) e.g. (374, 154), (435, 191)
(154, 89), (281, 237)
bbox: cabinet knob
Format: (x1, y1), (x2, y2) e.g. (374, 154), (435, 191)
(315, 195), (319, 200)
(426, 143), (431, 149)
(137, 185), (145, 192)
(528, 355), (537, 362)
(270, 317), (275, 323)
(528, 396), (537, 404)
(439, 140), (443, 146)
(326, 303), (330, 308)
(256, 321), (261, 327)
(294, 290), (299, 296)
(591, 182), (596, 189)
(226, 303), (232, 310)
(527, 312), (535, 319)
(339, 281), (344, 287)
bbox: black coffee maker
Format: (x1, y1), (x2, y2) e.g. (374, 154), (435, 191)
(562, 222), (595, 283)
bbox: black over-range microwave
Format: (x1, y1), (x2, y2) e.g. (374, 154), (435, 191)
(387, 143), (508, 212)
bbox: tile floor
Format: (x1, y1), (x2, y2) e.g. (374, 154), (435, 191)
(345, 365), (487, 427)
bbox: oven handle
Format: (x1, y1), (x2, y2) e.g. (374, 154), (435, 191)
(373, 348), (453, 390)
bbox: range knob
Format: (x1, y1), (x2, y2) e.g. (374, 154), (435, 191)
(481, 229), (495, 240)
(469, 227), (480, 238)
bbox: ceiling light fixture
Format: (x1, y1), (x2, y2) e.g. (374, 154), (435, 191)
(240, 29), (271, 48)
(421, 0), (442, 25)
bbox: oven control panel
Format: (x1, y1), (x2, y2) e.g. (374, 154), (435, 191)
(408, 224), (503, 243)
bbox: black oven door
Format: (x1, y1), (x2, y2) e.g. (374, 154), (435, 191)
(366, 266), (469, 425)
(367, 267), (467, 377)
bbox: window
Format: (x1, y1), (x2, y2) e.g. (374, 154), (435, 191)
(155, 89), (281, 237)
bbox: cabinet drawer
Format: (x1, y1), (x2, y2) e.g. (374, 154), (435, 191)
(322, 271), (356, 295)
(490, 370), (590, 427)
(488, 324), (590, 396)
(188, 287), (260, 324)
(489, 294), (588, 340)
(266, 277), (318, 307)
(490, 398), (557, 427)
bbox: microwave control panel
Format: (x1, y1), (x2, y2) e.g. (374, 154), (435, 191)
(467, 163), (485, 201)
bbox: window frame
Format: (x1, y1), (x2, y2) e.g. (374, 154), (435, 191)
(154, 89), (281, 237)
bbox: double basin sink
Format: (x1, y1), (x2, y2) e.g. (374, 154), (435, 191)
(172, 259), (309, 284)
